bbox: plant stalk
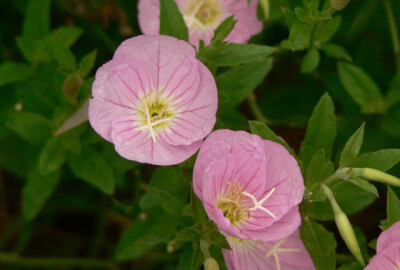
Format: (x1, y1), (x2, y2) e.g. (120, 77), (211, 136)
(383, 0), (400, 73)
(247, 92), (272, 125)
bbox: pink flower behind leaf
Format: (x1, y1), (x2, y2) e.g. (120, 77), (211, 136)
(365, 221), (400, 270)
(223, 230), (315, 270)
(138, 0), (263, 47)
(194, 130), (304, 242)
(89, 35), (217, 165)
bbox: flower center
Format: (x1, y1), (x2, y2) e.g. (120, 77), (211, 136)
(183, 0), (222, 30)
(135, 91), (174, 142)
(217, 181), (277, 226)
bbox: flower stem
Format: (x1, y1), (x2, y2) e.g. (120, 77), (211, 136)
(383, 0), (400, 73)
(0, 252), (118, 269)
(247, 93), (273, 125)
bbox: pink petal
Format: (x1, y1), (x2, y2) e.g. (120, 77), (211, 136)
(365, 243), (400, 270)
(377, 221), (400, 253)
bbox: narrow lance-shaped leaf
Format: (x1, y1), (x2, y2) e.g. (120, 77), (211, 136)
(340, 123), (365, 168)
(22, 0), (50, 40)
(0, 62), (34, 87)
(211, 15), (237, 43)
(160, 0), (188, 41)
(337, 62), (385, 114)
(300, 217), (336, 270)
(39, 136), (67, 174)
(300, 93), (336, 172)
(350, 149), (400, 172)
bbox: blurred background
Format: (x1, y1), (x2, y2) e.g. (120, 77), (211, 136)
(0, 0), (400, 269)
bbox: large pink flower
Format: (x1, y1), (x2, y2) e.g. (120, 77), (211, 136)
(365, 221), (400, 270)
(138, 0), (263, 47)
(223, 230), (315, 270)
(89, 35), (218, 165)
(193, 130), (304, 242)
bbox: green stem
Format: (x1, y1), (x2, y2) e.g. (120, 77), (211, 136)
(247, 93), (273, 125)
(0, 253), (118, 270)
(383, 0), (400, 73)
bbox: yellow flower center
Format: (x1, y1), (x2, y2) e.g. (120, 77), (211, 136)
(135, 91), (174, 141)
(183, 0), (223, 30)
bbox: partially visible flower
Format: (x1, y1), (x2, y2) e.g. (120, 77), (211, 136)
(223, 230), (315, 270)
(138, 0), (263, 47)
(193, 130), (304, 242)
(365, 221), (400, 270)
(89, 35), (218, 165)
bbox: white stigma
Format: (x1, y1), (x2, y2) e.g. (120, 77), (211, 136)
(243, 188), (277, 219)
(264, 238), (302, 270)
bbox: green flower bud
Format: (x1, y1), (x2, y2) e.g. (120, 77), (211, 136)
(204, 257), (220, 270)
(350, 167), (400, 187)
(331, 0), (350, 10)
(322, 184), (365, 266)
(260, 0), (270, 20)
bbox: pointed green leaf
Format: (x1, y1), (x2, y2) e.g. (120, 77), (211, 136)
(8, 112), (53, 144)
(160, 0), (188, 41)
(68, 146), (115, 194)
(350, 149), (400, 172)
(0, 62), (34, 87)
(346, 178), (378, 197)
(301, 48), (320, 73)
(23, 169), (60, 220)
(79, 50), (97, 78)
(337, 62), (385, 114)
(288, 23), (312, 51)
(300, 217), (336, 270)
(39, 137), (67, 174)
(321, 43), (352, 61)
(300, 93), (336, 171)
(340, 123), (365, 168)
(22, 0), (50, 40)
(211, 15), (237, 42)
(385, 187), (400, 227)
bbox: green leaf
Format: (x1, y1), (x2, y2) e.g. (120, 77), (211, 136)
(0, 62), (34, 87)
(211, 15), (237, 42)
(346, 178), (378, 197)
(249, 121), (297, 158)
(340, 123), (365, 168)
(350, 149), (400, 172)
(54, 27), (83, 48)
(306, 149), (334, 197)
(140, 167), (187, 215)
(281, 7), (298, 28)
(337, 62), (385, 114)
(52, 32), (77, 71)
(159, 0), (188, 41)
(39, 137), (67, 174)
(23, 169), (60, 220)
(177, 244), (203, 270)
(288, 23), (312, 51)
(300, 93), (336, 172)
(68, 146), (115, 194)
(337, 262), (363, 270)
(200, 43), (277, 67)
(301, 48), (320, 73)
(295, 7), (312, 24)
(331, 0), (350, 10)
(315, 16), (341, 44)
(8, 112), (53, 144)
(62, 73), (82, 104)
(300, 217), (336, 270)
(22, 0), (50, 40)
(385, 75), (400, 109)
(78, 50), (97, 78)
(192, 221), (230, 250)
(190, 189), (207, 223)
(321, 43), (352, 61)
(217, 59), (273, 107)
(385, 187), (400, 227)
(115, 211), (181, 260)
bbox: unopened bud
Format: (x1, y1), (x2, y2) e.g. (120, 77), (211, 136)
(350, 168), (400, 187)
(322, 184), (365, 266)
(204, 257), (220, 270)
(331, 0), (350, 10)
(166, 240), (182, 253)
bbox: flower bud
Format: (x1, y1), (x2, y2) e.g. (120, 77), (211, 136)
(204, 257), (220, 270)
(322, 184), (365, 266)
(331, 0), (350, 10)
(350, 168), (400, 187)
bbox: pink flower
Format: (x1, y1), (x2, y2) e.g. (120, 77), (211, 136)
(138, 0), (263, 47)
(365, 221), (400, 269)
(89, 35), (218, 165)
(223, 230), (315, 270)
(193, 130), (304, 242)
